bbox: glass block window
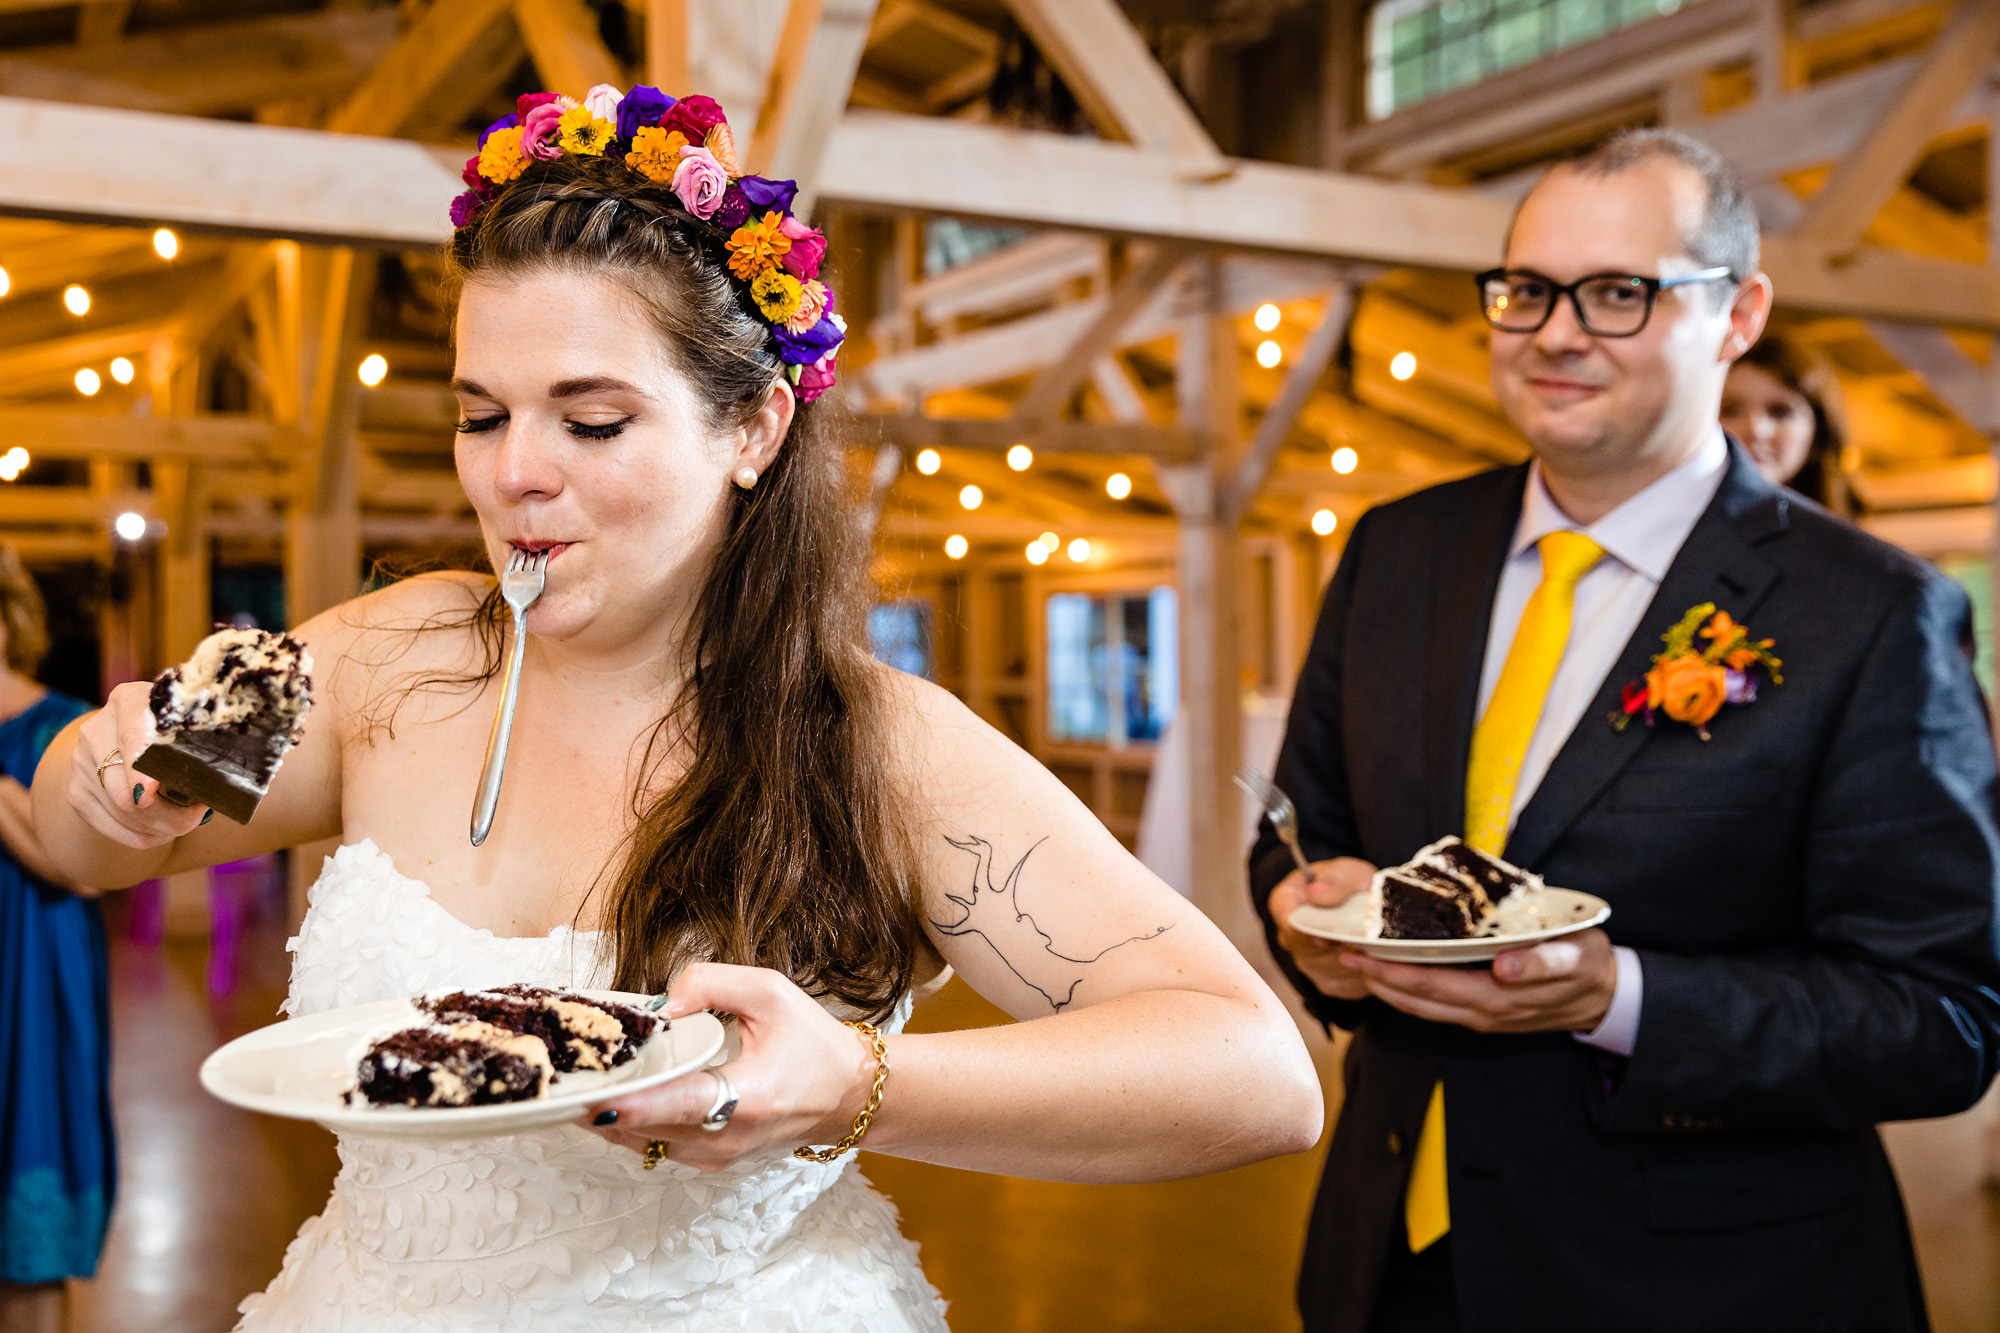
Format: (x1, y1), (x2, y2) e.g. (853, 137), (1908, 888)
(1366, 0), (1702, 120)
(1046, 588), (1178, 747)
(869, 600), (935, 679)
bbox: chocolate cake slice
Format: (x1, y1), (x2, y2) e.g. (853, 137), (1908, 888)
(350, 1020), (552, 1108)
(419, 987), (656, 1074)
(133, 626), (313, 824)
(1369, 836), (1544, 940)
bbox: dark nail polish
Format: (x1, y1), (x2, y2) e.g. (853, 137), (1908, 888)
(199, 809), (215, 827)
(592, 1110), (618, 1126)
(132, 784), (144, 805)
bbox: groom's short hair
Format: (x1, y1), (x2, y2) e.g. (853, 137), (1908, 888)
(1508, 128), (1760, 287)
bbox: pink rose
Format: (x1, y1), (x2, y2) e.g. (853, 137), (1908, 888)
(777, 216), (826, 281)
(521, 102), (566, 161)
(669, 146), (728, 219)
(583, 83), (623, 122)
(516, 92), (562, 119)
(662, 94), (726, 139)
(796, 346), (839, 403)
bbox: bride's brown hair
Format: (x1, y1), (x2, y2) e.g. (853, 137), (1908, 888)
(433, 154), (920, 1018)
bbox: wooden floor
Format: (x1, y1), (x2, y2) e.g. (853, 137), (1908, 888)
(57, 876), (2000, 1333)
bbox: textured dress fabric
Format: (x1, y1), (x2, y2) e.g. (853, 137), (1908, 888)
(235, 840), (949, 1332)
(0, 690), (111, 1283)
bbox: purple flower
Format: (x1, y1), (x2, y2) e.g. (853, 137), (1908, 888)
(1724, 668), (1758, 706)
(478, 113), (518, 149)
(617, 86), (674, 142)
(739, 176), (798, 214)
(773, 313), (843, 365)
(449, 190), (482, 229)
(712, 183), (752, 230)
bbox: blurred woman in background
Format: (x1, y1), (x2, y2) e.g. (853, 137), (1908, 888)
(0, 547), (107, 1333)
(1722, 331), (1853, 513)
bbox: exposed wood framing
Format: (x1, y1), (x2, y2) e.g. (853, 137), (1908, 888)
(857, 412), (1199, 460)
(0, 410), (281, 462)
(647, 0), (690, 92)
(745, 0), (879, 213)
(326, 0), (519, 137)
(1790, 0), (2000, 253)
(513, 0), (623, 94)
(1012, 248), (1184, 423)
(1222, 284), (1353, 521)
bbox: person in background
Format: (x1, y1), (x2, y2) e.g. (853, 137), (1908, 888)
(1720, 332), (1850, 511)
(0, 546), (108, 1333)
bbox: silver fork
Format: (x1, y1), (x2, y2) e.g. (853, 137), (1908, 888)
(470, 548), (547, 846)
(1234, 767), (1317, 883)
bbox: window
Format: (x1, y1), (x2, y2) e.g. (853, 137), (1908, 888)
(1046, 588), (1178, 746)
(869, 600), (935, 679)
(924, 218), (1028, 276)
(1366, 0), (1701, 120)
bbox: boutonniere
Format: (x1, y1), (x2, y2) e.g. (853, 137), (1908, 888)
(1611, 603), (1782, 741)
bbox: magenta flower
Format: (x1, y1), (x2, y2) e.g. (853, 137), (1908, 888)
(516, 92), (562, 119)
(522, 102), (566, 162)
(449, 190), (482, 229)
(777, 216), (826, 281)
(796, 347), (839, 402)
(661, 94), (726, 140)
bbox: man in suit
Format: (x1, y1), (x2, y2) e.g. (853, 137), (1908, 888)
(1252, 127), (2000, 1333)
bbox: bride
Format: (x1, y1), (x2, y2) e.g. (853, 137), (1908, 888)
(30, 85), (1322, 1330)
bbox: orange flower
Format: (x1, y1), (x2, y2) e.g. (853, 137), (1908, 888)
(625, 126), (689, 183)
(1725, 646), (1760, 671)
(704, 122), (740, 177)
(727, 211), (791, 280)
(1700, 611), (1740, 644)
(1650, 654), (1728, 728)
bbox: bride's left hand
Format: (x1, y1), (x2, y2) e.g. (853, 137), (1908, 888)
(581, 961), (877, 1172)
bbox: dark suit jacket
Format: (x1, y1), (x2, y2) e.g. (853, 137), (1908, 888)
(1250, 444), (2000, 1333)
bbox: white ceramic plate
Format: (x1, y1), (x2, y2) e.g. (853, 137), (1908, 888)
(1288, 889), (1611, 964)
(200, 989), (726, 1140)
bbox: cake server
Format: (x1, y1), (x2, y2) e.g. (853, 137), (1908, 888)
(470, 548), (547, 846)
(1233, 767), (1317, 884)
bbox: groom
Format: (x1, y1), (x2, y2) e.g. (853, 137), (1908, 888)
(1253, 128), (2000, 1332)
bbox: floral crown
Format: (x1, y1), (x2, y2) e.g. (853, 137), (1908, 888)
(452, 84), (845, 403)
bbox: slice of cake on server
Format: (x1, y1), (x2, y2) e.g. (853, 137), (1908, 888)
(1367, 836), (1546, 940)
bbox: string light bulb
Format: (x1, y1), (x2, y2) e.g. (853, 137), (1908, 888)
(114, 511), (147, 542)
(944, 534), (968, 559)
(1006, 444), (1033, 471)
(1390, 351), (1417, 381)
(958, 484), (983, 511)
(1106, 472), (1132, 500)
(74, 368), (101, 396)
(109, 357), (135, 385)
(1254, 303), (1281, 332)
(1066, 538), (1090, 563)
(1311, 509), (1338, 536)
(0, 266), (10, 299)
(357, 353), (389, 387)
(1332, 446), (1358, 475)
(1037, 531), (1059, 553)
(915, 448), (941, 475)
(1025, 541), (1049, 566)
(152, 228), (180, 261)
(1256, 340), (1282, 369)
(63, 285), (90, 316)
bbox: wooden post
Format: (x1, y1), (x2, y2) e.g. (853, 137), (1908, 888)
(284, 247), (372, 629)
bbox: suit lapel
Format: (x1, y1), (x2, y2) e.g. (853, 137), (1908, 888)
(1423, 467), (1528, 844)
(1503, 444), (1789, 870)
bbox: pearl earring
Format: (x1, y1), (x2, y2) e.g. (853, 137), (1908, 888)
(733, 466), (759, 490)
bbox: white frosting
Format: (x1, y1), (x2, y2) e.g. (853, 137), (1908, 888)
(151, 626), (313, 742)
(1367, 837), (1553, 939)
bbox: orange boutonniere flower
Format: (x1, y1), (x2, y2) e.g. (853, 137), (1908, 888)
(1614, 603), (1782, 741)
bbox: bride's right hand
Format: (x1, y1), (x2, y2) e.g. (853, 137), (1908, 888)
(68, 682), (210, 849)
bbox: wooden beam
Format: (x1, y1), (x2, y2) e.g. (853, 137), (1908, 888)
(74, 0), (133, 48)
(0, 10), (397, 117)
(1791, 0), (2000, 252)
(326, 0), (518, 137)
(647, 0), (689, 91)
(0, 410), (280, 463)
(1002, 0), (1228, 179)
(1013, 248), (1183, 423)
(171, 243), (279, 354)
(513, 0), (623, 94)
(746, 0), (879, 213)
(1089, 355), (1153, 425)
(856, 411), (1200, 460)
(0, 320), (166, 384)
(1865, 323), (1992, 429)
(1222, 284), (1352, 521)
(0, 488), (154, 524)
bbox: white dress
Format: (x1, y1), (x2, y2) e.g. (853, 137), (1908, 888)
(234, 840), (949, 1332)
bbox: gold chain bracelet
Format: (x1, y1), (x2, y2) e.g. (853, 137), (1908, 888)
(794, 1019), (889, 1163)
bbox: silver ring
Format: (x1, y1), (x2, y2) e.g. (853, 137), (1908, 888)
(699, 1068), (737, 1132)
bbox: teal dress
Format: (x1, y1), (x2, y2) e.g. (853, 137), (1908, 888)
(0, 691), (111, 1282)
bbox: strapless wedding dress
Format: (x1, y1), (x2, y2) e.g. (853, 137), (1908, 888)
(233, 840), (948, 1332)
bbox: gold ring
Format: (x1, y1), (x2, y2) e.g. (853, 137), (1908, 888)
(93, 748), (121, 788)
(641, 1140), (669, 1171)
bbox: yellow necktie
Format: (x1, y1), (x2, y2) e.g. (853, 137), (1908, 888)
(1405, 529), (1604, 1254)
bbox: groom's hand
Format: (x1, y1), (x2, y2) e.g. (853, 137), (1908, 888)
(1340, 929), (1618, 1034)
(1270, 858), (1375, 1001)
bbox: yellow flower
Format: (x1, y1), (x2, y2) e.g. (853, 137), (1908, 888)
(727, 211), (791, 280)
(752, 269), (804, 323)
(478, 126), (528, 185)
(626, 126), (689, 183)
(558, 105), (614, 156)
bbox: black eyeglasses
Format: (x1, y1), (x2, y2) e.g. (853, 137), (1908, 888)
(1475, 267), (1736, 337)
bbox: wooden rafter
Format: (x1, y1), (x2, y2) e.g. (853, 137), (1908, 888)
(513, 0), (623, 95)
(1012, 248), (1183, 424)
(326, 0), (519, 137)
(0, 410), (279, 462)
(746, 0), (880, 213)
(647, 0), (689, 92)
(1222, 284), (1353, 522)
